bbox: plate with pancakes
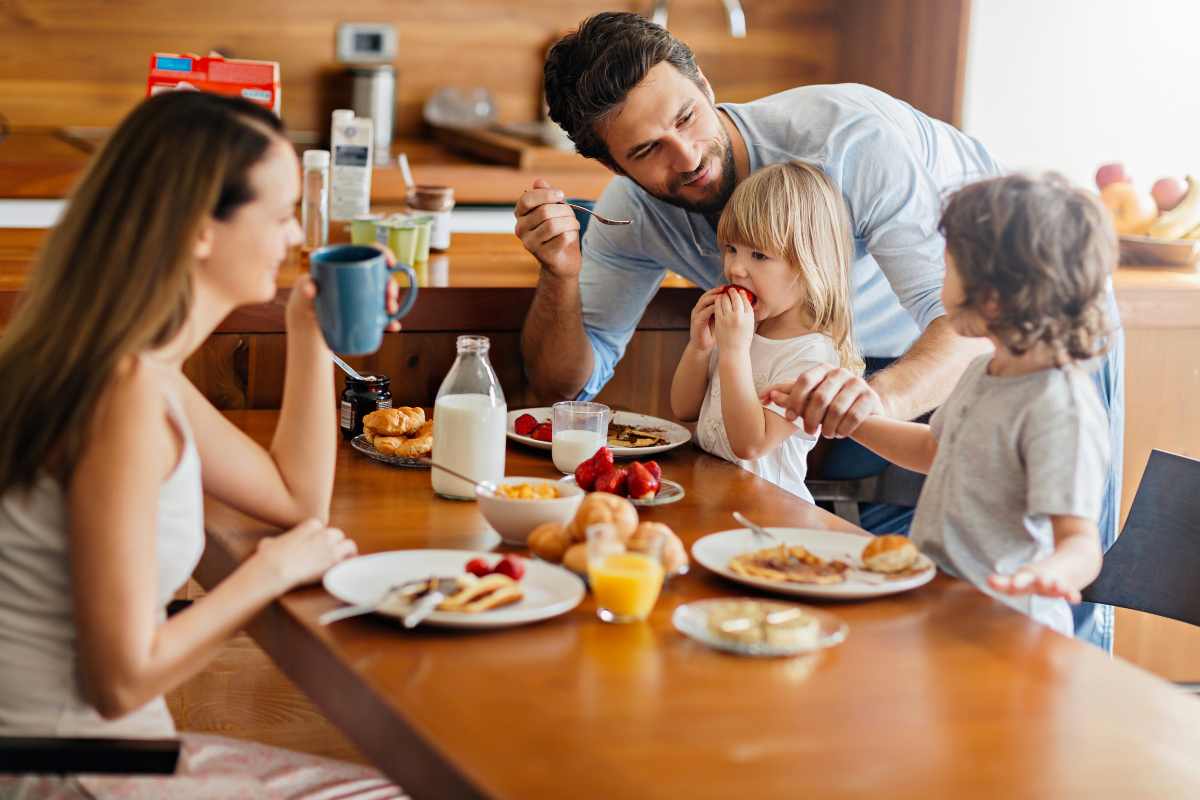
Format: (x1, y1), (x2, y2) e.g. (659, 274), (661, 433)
(323, 550), (586, 629)
(507, 407), (691, 458)
(691, 529), (936, 600)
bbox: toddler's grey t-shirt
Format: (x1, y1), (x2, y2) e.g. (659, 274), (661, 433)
(911, 354), (1110, 635)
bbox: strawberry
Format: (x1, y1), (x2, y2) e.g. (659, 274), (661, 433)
(626, 461), (660, 500)
(514, 413), (538, 436)
(465, 557), (493, 577)
(590, 446), (615, 472)
(643, 461), (662, 482)
(594, 466), (628, 496)
(575, 458), (600, 491)
(494, 554), (525, 581)
(532, 421), (553, 442)
(721, 284), (758, 307)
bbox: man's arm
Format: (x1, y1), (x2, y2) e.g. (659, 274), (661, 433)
(868, 317), (991, 421)
(521, 269), (595, 401)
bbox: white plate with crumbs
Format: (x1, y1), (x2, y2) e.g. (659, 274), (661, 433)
(673, 599), (847, 657)
(323, 550), (586, 629)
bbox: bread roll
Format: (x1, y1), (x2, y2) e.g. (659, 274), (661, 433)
(565, 492), (638, 543)
(562, 543), (589, 575)
(627, 522), (688, 575)
(861, 534), (918, 573)
(528, 522), (570, 562)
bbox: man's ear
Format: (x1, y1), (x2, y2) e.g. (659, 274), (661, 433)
(193, 217), (215, 261)
(979, 291), (1003, 322)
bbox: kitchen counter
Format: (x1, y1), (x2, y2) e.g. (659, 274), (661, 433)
(0, 130), (612, 204)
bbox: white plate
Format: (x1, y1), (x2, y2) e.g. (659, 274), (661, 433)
(506, 407), (691, 458)
(673, 599), (847, 657)
(691, 528), (936, 600)
(558, 475), (685, 507)
(323, 550), (586, 629)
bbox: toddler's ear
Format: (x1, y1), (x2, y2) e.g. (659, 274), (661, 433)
(979, 290), (1003, 322)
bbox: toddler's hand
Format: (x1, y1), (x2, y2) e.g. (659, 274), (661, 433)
(713, 288), (755, 353)
(688, 289), (722, 352)
(988, 563), (1082, 603)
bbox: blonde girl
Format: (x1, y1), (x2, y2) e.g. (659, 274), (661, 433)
(0, 91), (405, 797)
(670, 160), (861, 502)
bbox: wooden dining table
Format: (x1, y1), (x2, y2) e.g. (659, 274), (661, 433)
(196, 410), (1200, 799)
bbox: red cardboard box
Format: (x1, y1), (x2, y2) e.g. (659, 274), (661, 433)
(147, 53), (281, 114)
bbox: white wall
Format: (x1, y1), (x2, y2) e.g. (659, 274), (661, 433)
(962, 0), (1200, 191)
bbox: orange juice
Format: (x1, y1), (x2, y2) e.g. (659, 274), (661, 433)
(589, 552), (664, 622)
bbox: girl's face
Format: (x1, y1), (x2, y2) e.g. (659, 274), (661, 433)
(722, 241), (801, 323)
(197, 138), (303, 307)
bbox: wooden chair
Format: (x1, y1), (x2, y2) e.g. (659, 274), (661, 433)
(0, 737), (179, 775)
(1082, 449), (1200, 628)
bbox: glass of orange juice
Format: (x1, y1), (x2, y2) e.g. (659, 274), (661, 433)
(587, 523), (665, 623)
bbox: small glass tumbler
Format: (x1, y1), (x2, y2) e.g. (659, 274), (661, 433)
(551, 400), (609, 474)
(587, 523), (665, 624)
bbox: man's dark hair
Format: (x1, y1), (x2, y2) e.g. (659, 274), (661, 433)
(544, 12), (705, 169)
(939, 173), (1117, 363)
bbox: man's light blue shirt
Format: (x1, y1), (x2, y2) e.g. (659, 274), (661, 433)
(577, 83), (1004, 399)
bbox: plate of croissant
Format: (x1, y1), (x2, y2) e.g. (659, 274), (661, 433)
(353, 407), (434, 467)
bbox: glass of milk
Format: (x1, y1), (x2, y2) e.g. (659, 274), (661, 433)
(431, 336), (507, 500)
(552, 401), (610, 474)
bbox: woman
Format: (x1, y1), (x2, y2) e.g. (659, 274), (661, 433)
(0, 91), (406, 797)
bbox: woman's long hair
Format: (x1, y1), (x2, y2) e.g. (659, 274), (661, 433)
(717, 160), (863, 374)
(0, 91), (284, 492)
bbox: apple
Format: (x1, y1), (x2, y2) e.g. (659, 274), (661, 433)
(1152, 177), (1188, 213)
(1099, 181), (1158, 235)
(1095, 162), (1131, 191)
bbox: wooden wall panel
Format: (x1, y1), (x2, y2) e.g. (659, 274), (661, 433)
(0, 1), (839, 136)
(836, 0), (971, 126)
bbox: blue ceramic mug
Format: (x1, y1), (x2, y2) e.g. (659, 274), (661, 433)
(309, 245), (417, 355)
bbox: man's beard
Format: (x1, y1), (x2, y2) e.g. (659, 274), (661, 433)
(642, 130), (737, 218)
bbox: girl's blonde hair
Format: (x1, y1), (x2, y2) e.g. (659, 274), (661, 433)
(0, 91), (285, 492)
(716, 161), (863, 374)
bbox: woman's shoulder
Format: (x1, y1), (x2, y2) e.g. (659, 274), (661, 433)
(87, 356), (174, 451)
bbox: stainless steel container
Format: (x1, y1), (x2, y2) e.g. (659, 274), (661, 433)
(350, 64), (395, 166)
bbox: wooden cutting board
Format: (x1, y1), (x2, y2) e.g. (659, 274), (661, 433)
(430, 123), (591, 171)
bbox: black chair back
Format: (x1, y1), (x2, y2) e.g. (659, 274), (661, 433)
(0, 737), (179, 775)
(1082, 449), (1200, 627)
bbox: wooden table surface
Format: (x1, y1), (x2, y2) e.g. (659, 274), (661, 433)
(198, 410), (1200, 800)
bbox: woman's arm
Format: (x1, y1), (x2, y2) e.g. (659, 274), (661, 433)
(849, 416), (939, 474)
(180, 276), (336, 527)
(671, 343), (711, 422)
(69, 362), (354, 719)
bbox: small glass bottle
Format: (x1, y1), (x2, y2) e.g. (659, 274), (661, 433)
(407, 185), (455, 251)
(431, 336), (507, 499)
(301, 149), (330, 251)
(339, 374), (392, 440)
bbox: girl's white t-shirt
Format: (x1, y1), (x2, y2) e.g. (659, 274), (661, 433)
(696, 332), (839, 504)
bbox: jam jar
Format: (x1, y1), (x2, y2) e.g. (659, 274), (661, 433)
(340, 374), (392, 440)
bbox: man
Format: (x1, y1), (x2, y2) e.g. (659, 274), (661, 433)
(515, 12), (1122, 650)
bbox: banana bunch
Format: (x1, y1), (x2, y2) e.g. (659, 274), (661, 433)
(1148, 176), (1200, 239)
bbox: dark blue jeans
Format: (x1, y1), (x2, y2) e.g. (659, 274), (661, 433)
(820, 339), (1125, 652)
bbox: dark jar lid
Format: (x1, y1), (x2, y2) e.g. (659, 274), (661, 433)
(344, 374), (391, 391)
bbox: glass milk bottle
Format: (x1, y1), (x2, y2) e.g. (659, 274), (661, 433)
(431, 336), (507, 499)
